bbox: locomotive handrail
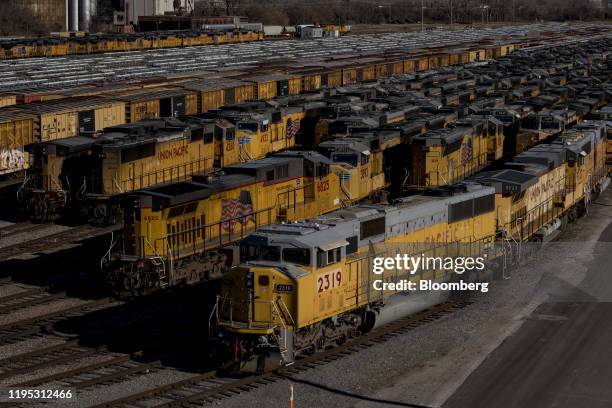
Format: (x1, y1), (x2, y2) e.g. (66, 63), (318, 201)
(209, 295), (220, 337)
(277, 298), (295, 327)
(149, 205), (276, 260)
(119, 157), (212, 192)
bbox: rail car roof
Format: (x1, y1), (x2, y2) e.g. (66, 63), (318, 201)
(181, 78), (251, 92)
(247, 183), (494, 252)
(37, 119), (193, 154)
(15, 96), (120, 114)
(412, 125), (473, 146)
(318, 139), (371, 155)
(512, 144), (565, 170)
(470, 169), (537, 194)
(272, 151), (333, 164)
(131, 181), (215, 210)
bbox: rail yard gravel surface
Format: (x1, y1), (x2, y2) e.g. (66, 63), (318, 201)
(0, 283), (29, 298)
(207, 186), (612, 408)
(0, 188), (609, 408)
(0, 186), (605, 407)
(0, 187), (609, 408)
(0, 296), (91, 326)
(0, 224), (73, 249)
(31, 369), (196, 408)
(0, 336), (65, 362)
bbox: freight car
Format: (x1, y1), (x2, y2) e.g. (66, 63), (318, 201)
(211, 121), (610, 372)
(1, 32), (608, 183)
(0, 111), (34, 178)
(0, 30), (264, 60)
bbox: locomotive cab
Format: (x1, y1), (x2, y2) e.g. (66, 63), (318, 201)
(214, 225), (352, 371)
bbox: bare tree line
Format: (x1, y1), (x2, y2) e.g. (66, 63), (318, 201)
(195, 0), (609, 25)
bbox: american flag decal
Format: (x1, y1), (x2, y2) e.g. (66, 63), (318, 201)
(461, 137), (473, 166)
(221, 190), (255, 232)
(286, 117), (300, 139)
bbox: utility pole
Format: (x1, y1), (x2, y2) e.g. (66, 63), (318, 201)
(450, 0), (453, 25)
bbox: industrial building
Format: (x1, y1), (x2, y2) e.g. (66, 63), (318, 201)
(123, 0), (193, 25)
(11, 0), (67, 32)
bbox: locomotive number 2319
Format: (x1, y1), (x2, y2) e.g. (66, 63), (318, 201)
(317, 270), (342, 293)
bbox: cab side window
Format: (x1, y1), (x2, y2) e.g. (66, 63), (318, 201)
(317, 247), (342, 267)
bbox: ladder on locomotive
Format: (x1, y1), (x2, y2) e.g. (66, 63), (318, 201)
(150, 256), (169, 288)
(272, 298), (296, 365)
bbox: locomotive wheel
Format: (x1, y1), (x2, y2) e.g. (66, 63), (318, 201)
(567, 207), (578, 223)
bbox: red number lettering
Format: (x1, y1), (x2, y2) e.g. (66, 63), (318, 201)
(317, 180), (330, 193)
(318, 277), (324, 293)
(336, 271), (342, 285)
(226, 142), (234, 151)
(324, 275), (330, 290)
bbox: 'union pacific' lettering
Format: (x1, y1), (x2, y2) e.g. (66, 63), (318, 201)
(158, 145), (189, 161)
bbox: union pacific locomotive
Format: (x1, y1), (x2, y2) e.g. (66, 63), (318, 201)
(105, 151), (341, 295)
(20, 104), (304, 223)
(102, 110), (507, 295)
(211, 120), (610, 371)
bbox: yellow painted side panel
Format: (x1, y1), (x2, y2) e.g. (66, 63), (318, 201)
(342, 69), (357, 85)
(94, 103), (126, 132)
(288, 78), (302, 95)
(256, 82), (277, 100)
(40, 112), (77, 141)
(106, 139), (215, 194)
(0, 119), (33, 175)
(391, 62), (404, 75)
(131, 100), (160, 122)
(186, 93), (199, 115)
(202, 90), (225, 113)
(303, 75), (322, 91)
(0, 95), (17, 108)
(324, 71), (342, 88)
(403, 59), (416, 73)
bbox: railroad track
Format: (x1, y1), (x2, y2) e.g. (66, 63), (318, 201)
(0, 340), (102, 381)
(0, 287), (67, 315)
(0, 222), (49, 240)
(0, 224), (119, 262)
(0, 297), (115, 346)
(87, 301), (472, 408)
(15, 353), (160, 391)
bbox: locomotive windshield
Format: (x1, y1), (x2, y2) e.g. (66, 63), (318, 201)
(240, 244), (281, 262)
(237, 122), (259, 133)
(282, 248), (311, 266)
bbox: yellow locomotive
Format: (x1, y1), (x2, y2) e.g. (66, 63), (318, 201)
(23, 118), (219, 223)
(21, 103), (304, 223)
(211, 104), (304, 167)
(102, 113), (508, 294)
(105, 151), (341, 295)
(213, 182), (498, 370)
(212, 121), (610, 371)
(409, 123), (490, 188)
